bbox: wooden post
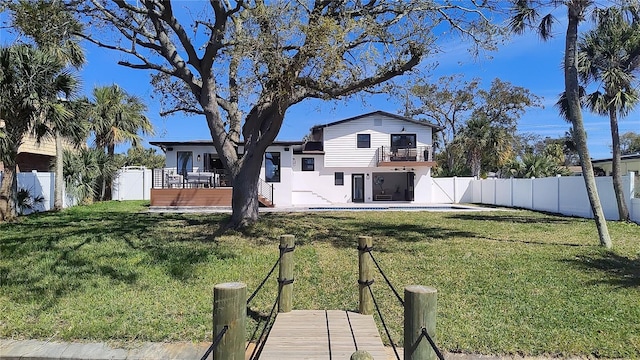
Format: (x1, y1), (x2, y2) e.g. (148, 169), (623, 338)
(404, 285), (437, 360)
(358, 236), (373, 315)
(278, 234), (295, 313)
(213, 282), (246, 360)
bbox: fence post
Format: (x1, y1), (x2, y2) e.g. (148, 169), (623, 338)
(213, 282), (246, 360)
(278, 234), (295, 313)
(404, 285), (437, 360)
(358, 236), (374, 315)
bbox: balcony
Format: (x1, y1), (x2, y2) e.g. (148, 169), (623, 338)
(376, 146), (435, 167)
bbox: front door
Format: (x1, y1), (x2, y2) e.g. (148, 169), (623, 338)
(406, 172), (415, 201)
(352, 174), (365, 203)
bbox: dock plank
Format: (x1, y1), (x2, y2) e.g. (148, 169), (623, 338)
(258, 310), (387, 360)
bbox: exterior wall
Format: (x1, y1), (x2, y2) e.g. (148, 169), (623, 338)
(163, 144), (220, 172)
(322, 114), (433, 168)
(289, 161), (432, 205)
(262, 145), (294, 207)
(19, 133), (57, 156)
(592, 158), (640, 175)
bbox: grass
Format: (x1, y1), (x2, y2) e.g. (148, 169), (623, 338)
(1, 201), (639, 358)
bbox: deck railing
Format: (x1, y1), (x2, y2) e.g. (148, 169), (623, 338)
(152, 168), (231, 189)
(377, 145), (433, 165)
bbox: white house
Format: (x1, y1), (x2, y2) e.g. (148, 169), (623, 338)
(149, 111), (442, 207)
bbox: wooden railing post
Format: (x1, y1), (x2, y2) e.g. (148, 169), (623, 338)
(278, 234), (295, 313)
(213, 282), (246, 360)
(404, 285), (437, 360)
(358, 236), (374, 315)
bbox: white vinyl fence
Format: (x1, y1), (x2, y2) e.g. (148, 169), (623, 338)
(0, 170), (74, 214)
(112, 167), (152, 201)
(431, 176), (475, 203)
(470, 172), (638, 223)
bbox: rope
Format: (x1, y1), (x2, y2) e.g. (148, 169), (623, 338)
(246, 244), (294, 305)
(346, 311), (358, 351)
(200, 325), (228, 360)
(367, 284), (401, 360)
(420, 327), (446, 360)
(246, 309), (265, 351)
(367, 251), (404, 307)
(247, 258), (280, 305)
(325, 310), (333, 360)
(248, 285), (282, 360)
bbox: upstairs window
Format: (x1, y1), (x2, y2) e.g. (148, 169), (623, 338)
(302, 158), (315, 171)
(357, 134), (371, 148)
(391, 134), (416, 151)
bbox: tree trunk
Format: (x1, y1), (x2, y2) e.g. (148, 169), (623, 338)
(564, 3), (612, 248)
(608, 104), (629, 221)
(104, 143), (115, 201)
(229, 152), (263, 228)
(0, 164), (18, 222)
(53, 131), (64, 210)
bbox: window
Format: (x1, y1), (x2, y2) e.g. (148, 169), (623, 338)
(357, 134), (371, 148)
(335, 172), (344, 186)
(265, 152), (280, 182)
(391, 134), (416, 151)
(177, 151), (193, 175)
(302, 158), (314, 171)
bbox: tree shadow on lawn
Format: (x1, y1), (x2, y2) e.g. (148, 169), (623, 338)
(0, 210), (235, 312)
(245, 212), (476, 251)
(446, 213), (577, 224)
(563, 252), (640, 288)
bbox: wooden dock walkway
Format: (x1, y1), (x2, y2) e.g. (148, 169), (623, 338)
(258, 310), (388, 359)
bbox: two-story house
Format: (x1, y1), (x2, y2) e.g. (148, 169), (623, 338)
(149, 111), (441, 207)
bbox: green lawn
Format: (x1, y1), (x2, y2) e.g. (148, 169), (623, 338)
(1, 201), (639, 358)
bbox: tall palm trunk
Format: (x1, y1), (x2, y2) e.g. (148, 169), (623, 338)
(608, 104), (630, 221)
(53, 130), (64, 210)
(0, 164), (18, 221)
(565, 3), (612, 248)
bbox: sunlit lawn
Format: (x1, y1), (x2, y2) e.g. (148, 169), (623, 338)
(1, 201), (639, 358)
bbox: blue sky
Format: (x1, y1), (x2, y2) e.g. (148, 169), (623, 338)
(2, 6), (638, 160)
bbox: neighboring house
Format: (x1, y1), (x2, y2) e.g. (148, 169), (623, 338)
(591, 153), (640, 176)
(0, 119), (60, 172)
(149, 111), (442, 207)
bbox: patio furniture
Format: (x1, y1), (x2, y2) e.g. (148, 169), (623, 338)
(186, 172), (215, 187)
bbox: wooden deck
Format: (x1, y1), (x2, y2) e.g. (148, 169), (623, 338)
(150, 188), (232, 207)
(259, 310), (388, 359)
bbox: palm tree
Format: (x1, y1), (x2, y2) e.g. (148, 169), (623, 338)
(0, 44), (77, 221)
(456, 117), (513, 178)
(88, 85), (153, 200)
(510, 0), (612, 248)
(8, 0), (87, 211)
(8, 0), (86, 210)
(578, 5), (640, 221)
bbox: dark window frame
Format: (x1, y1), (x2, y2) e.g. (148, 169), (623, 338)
(265, 152), (281, 183)
(391, 133), (417, 151)
(357, 134), (371, 148)
(302, 157), (315, 171)
(335, 172), (344, 186)
(177, 151), (193, 175)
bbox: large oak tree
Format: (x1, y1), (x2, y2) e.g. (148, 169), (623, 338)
(73, 0), (499, 227)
